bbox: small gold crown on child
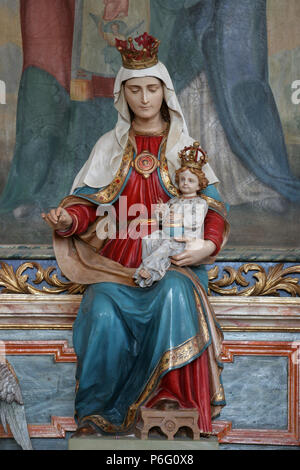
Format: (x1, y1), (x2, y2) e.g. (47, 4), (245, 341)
(178, 142), (208, 170)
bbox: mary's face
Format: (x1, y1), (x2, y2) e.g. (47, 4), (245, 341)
(124, 76), (164, 121)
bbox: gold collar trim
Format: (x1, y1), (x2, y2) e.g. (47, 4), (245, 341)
(76, 137), (228, 220)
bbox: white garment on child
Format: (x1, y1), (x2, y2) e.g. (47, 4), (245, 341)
(134, 196), (208, 287)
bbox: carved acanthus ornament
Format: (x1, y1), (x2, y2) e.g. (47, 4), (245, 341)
(208, 263), (300, 297)
(0, 262), (85, 295)
(0, 261), (300, 297)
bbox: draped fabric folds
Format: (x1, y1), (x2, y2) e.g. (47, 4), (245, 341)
(73, 267), (225, 433)
(54, 135), (227, 433)
(0, 0), (298, 215)
(146, 350), (212, 431)
(199, 0), (300, 201)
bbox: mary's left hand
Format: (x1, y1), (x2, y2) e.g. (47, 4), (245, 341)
(171, 237), (216, 267)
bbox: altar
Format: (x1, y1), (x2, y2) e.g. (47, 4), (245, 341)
(0, 0), (300, 452)
(0, 251), (299, 450)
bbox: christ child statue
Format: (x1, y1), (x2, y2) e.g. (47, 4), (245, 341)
(134, 142), (209, 287)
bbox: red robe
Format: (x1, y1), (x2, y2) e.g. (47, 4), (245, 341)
(59, 135), (224, 432)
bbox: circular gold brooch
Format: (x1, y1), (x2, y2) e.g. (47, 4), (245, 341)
(132, 150), (160, 179)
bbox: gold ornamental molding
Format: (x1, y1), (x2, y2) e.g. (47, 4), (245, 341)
(0, 261), (300, 297)
(208, 263), (300, 297)
(0, 262), (85, 295)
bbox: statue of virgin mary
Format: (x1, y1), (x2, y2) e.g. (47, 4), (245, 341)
(45, 33), (229, 437)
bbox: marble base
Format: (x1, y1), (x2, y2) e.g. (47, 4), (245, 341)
(1, 295), (300, 449)
(1, 294), (300, 331)
(68, 435), (219, 451)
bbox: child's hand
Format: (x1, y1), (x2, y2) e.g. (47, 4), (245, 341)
(171, 238), (216, 266)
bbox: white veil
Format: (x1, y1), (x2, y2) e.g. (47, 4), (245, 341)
(71, 61), (218, 193)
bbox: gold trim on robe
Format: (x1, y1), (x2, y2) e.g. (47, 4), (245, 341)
(77, 141), (135, 204)
(79, 268), (226, 434)
(56, 137), (228, 434)
(159, 140), (180, 197)
(54, 139), (230, 285)
(200, 194), (228, 219)
(74, 137), (228, 222)
(80, 333), (205, 433)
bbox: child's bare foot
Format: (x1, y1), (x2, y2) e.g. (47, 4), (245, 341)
(139, 268), (151, 279)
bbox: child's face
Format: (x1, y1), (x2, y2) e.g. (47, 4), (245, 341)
(178, 169), (200, 196)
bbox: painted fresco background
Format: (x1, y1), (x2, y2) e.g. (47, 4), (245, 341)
(77, 0), (150, 76)
(267, 0), (300, 179)
(0, 0), (299, 257)
(0, 0), (22, 204)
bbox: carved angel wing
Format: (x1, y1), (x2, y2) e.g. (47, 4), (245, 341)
(0, 361), (23, 405)
(0, 360), (32, 450)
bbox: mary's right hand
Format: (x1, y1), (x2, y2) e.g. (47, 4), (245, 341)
(41, 207), (73, 231)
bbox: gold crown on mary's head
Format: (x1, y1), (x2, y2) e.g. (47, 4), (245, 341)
(178, 142), (208, 170)
(115, 32), (160, 70)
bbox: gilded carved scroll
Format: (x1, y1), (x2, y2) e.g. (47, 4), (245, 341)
(0, 261), (300, 296)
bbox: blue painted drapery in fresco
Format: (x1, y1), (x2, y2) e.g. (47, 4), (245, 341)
(0, 0), (299, 216)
